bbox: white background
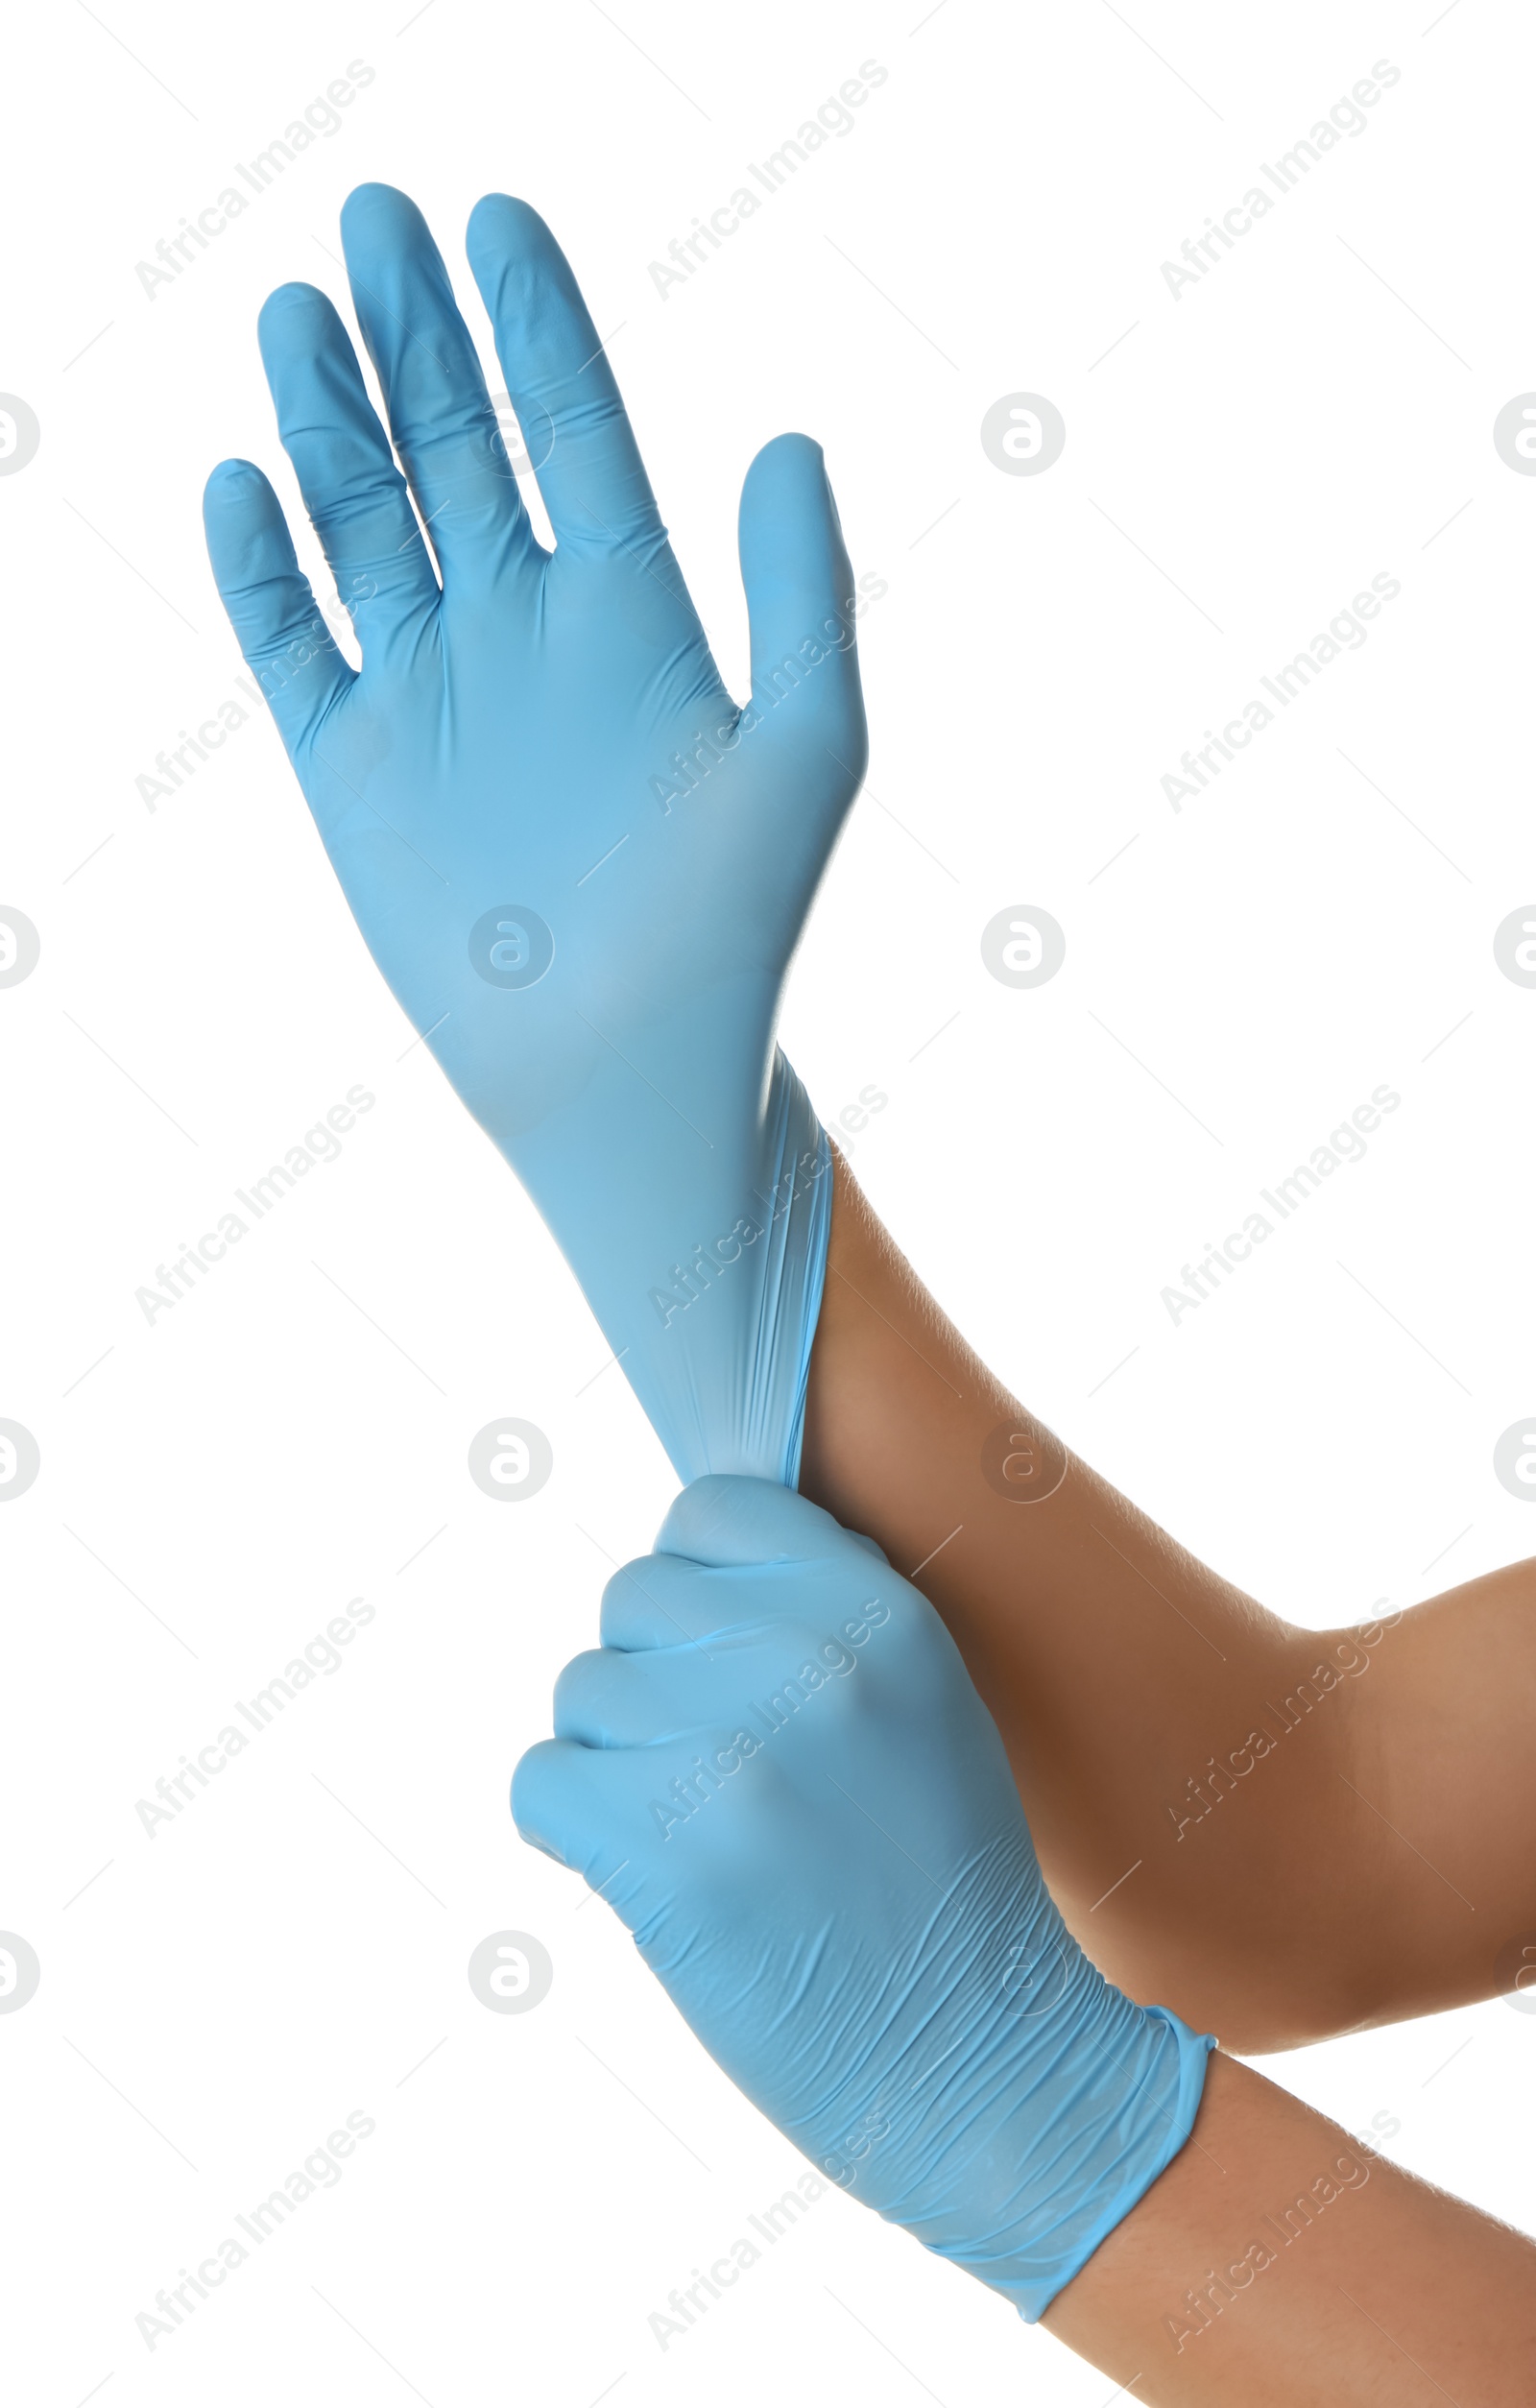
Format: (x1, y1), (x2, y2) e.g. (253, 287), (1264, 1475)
(3, 1), (1534, 2400)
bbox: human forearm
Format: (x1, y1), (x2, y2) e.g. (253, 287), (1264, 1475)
(1342, 1560), (1536, 2024)
(1045, 2049), (1536, 2403)
(799, 1151), (1524, 2047)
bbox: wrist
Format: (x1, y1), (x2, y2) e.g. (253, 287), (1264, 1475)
(514, 1045), (830, 1483)
(877, 1842), (1215, 2323)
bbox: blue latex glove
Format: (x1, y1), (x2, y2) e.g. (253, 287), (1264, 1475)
(515, 1478), (1214, 2321)
(203, 185), (866, 1483)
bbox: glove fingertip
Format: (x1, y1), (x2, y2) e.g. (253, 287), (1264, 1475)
(202, 460), (296, 590)
(256, 280), (343, 353)
(510, 1737), (572, 1859)
(339, 180), (416, 234)
(738, 429), (832, 534)
(203, 456), (270, 504)
(466, 190), (550, 263)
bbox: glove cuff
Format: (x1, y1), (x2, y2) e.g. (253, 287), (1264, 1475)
(1011, 2006), (1216, 2323)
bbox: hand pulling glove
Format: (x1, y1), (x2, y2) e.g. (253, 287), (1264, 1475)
(204, 184), (866, 1483)
(515, 1476), (1214, 2321)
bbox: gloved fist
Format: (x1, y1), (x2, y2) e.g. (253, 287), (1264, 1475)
(516, 1478), (1212, 2321)
(204, 186), (864, 1481)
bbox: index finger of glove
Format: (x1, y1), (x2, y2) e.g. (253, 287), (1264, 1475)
(598, 1553), (736, 1655)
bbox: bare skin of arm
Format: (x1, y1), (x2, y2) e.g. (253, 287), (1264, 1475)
(801, 1152), (1536, 2052)
(1044, 2049), (1536, 2403)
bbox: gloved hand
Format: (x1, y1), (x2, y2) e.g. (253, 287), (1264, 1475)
(515, 1478), (1213, 2321)
(203, 184), (867, 1483)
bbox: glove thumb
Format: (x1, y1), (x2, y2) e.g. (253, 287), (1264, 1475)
(737, 433), (867, 780)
